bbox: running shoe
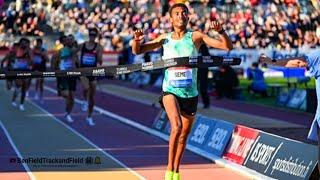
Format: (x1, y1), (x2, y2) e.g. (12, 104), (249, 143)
(81, 101), (88, 112)
(86, 117), (95, 126)
(11, 101), (17, 107)
(165, 171), (173, 180)
(65, 114), (74, 123)
(173, 172), (180, 180)
(19, 104), (25, 111)
(34, 93), (39, 100)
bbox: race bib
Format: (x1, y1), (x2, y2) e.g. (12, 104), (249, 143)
(33, 55), (42, 64)
(13, 58), (28, 69)
(59, 59), (74, 70)
(82, 53), (96, 65)
(168, 68), (193, 88)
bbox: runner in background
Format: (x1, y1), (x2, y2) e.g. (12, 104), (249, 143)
(11, 38), (33, 111)
(69, 34), (80, 53)
(79, 27), (103, 126)
(32, 38), (49, 103)
(51, 35), (79, 123)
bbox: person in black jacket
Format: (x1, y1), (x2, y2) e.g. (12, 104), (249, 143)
(197, 44), (210, 108)
(215, 64), (239, 99)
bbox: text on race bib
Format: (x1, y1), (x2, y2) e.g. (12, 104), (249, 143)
(168, 68), (193, 88)
(60, 59), (74, 70)
(33, 55), (42, 64)
(14, 59), (28, 69)
(82, 53), (96, 65)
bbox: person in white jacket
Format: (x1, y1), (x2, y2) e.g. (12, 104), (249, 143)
(259, 50), (319, 173)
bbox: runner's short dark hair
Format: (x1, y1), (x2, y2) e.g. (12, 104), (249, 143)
(88, 27), (99, 35)
(36, 38), (43, 44)
(169, 3), (189, 17)
(19, 37), (30, 44)
(59, 35), (67, 44)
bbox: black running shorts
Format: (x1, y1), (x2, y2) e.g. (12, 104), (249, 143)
(159, 92), (198, 116)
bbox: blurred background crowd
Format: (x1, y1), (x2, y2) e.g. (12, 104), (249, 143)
(0, 0), (319, 52)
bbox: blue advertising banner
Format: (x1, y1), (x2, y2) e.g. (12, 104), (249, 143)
(202, 120), (235, 157)
(152, 111), (168, 132)
(299, 98), (307, 111)
(163, 120), (171, 135)
(276, 89), (295, 106)
(270, 67), (306, 78)
(286, 89), (307, 109)
(187, 116), (217, 150)
(243, 131), (317, 180)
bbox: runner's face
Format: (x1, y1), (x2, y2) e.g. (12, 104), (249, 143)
(36, 41), (42, 48)
(89, 32), (97, 41)
(170, 7), (189, 29)
(20, 40), (28, 48)
(13, 45), (18, 51)
(66, 37), (73, 47)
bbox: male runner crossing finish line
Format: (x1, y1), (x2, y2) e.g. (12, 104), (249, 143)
(132, 3), (233, 180)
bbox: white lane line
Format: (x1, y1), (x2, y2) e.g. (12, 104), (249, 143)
(28, 91), (145, 180)
(0, 120), (36, 180)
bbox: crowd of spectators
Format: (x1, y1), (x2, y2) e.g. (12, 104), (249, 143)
(0, 0), (50, 50)
(0, 0), (319, 51)
(0, 1), (47, 36)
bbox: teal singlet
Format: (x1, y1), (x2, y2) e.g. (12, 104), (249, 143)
(162, 31), (199, 98)
(59, 47), (74, 70)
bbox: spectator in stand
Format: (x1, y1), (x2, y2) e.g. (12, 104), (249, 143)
(0, 0), (319, 50)
(0, 0), (3, 10)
